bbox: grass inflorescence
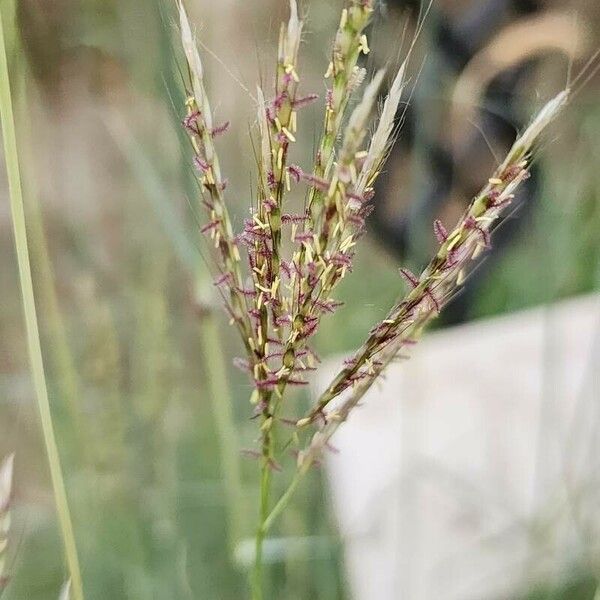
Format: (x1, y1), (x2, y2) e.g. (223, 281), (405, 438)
(176, 1), (574, 597)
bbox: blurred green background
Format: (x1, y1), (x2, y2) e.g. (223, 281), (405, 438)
(0, 0), (599, 598)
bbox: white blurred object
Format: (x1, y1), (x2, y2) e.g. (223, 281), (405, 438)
(321, 294), (600, 600)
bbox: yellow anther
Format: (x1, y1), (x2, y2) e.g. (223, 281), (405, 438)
(252, 215), (269, 230)
(340, 235), (355, 252)
(282, 127), (296, 142)
(339, 8), (348, 29)
(291, 111), (297, 133)
(446, 230), (462, 251)
(305, 243), (313, 263)
(271, 277), (280, 296)
(359, 34), (370, 55)
(313, 236), (322, 255)
(320, 264), (333, 283)
(327, 176), (338, 198)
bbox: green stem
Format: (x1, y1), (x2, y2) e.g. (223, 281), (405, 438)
(0, 12), (84, 600)
(250, 461), (311, 600)
(251, 458), (272, 600)
(198, 313), (245, 557)
(262, 465), (307, 536)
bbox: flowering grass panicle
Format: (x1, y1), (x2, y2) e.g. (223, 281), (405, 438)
(176, 1), (571, 597)
(298, 90), (569, 468)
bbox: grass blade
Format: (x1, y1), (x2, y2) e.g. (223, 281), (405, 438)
(0, 11), (84, 600)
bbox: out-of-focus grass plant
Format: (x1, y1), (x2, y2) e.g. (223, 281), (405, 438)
(0, 8), (84, 600)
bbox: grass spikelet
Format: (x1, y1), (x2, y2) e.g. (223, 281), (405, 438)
(309, 0), (376, 214)
(340, 69), (386, 162)
(178, 1), (254, 353)
(282, 0), (302, 67)
(357, 60), (408, 194)
(178, 0), (207, 124)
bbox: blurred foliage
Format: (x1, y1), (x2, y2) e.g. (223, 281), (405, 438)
(523, 573), (598, 600)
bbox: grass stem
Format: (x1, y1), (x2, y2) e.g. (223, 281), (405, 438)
(251, 459), (272, 600)
(262, 467), (306, 536)
(199, 313), (245, 557)
(0, 11), (84, 600)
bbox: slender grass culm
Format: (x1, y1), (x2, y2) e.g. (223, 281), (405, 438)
(175, 1), (585, 598)
(0, 10), (84, 600)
